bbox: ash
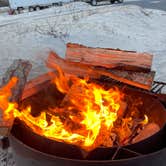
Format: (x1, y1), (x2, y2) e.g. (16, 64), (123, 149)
(0, 147), (15, 166)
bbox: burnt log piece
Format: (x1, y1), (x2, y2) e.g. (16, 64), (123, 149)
(117, 101), (127, 118)
(131, 123), (160, 144)
(46, 51), (155, 90)
(21, 72), (53, 100)
(66, 43), (153, 72)
(0, 59), (32, 136)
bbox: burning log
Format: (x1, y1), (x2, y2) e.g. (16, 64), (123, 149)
(0, 59), (32, 136)
(132, 123), (160, 144)
(66, 43), (153, 72)
(46, 51), (155, 90)
(22, 72), (53, 100)
(117, 101), (127, 118)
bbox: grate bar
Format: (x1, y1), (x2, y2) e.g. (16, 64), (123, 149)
(122, 148), (142, 156)
(151, 81), (166, 94)
(111, 146), (121, 160)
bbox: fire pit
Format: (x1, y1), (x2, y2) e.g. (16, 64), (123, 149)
(0, 43), (166, 166)
(8, 83), (166, 166)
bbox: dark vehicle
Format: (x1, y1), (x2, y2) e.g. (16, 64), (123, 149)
(90, 0), (123, 6)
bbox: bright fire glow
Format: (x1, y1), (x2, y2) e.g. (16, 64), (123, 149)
(0, 67), (148, 151)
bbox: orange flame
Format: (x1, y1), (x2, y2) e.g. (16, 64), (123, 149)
(0, 77), (18, 121)
(0, 66), (149, 151)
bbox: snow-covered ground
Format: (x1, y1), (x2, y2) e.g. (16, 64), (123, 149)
(0, 2), (166, 82)
(0, 1), (166, 165)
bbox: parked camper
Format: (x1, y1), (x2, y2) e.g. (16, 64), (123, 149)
(8, 0), (71, 14)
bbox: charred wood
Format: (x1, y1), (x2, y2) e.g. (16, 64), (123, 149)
(132, 123), (160, 144)
(22, 72), (53, 100)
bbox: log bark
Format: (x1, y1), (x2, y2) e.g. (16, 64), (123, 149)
(46, 52), (155, 90)
(0, 59), (32, 136)
(66, 43), (153, 72)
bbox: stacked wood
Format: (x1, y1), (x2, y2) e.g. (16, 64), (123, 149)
(46, 51), (155, 90)
(0, 60), (32, 136)
(64, 43), (155, 90)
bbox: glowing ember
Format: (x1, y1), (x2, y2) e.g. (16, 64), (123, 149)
(0, 66), (149, 151)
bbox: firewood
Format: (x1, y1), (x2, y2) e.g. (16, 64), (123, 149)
(66, 43), (153, 72)
(46, 51), (155, 90)
(21, 72), (53, 100)
(0, 59), (32, 136)
(117, 101), (127, 118)
(131, 123), (160, 144)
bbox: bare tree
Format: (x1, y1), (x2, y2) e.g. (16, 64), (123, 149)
(35, 3), (82, 43)
(35, 19), (70, 43)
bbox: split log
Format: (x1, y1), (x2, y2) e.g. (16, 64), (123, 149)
(0, 59), (32, 136)
(46, 52), (155, 90)
(66, 43), (153, 72)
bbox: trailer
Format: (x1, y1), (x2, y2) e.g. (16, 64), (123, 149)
(90, 0), (123, 6)
(8, 0), (71, 14)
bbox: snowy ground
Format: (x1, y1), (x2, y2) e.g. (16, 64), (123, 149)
(0, 1), (166, 165)
(0, 1), (166, 81)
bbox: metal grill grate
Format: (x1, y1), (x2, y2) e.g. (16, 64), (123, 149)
(151, 81), (166, 94)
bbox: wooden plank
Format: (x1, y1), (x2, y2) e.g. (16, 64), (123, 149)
(66, 43), (153, 72)
(46, 51), (155, 90)
(0, 59), (32, 136)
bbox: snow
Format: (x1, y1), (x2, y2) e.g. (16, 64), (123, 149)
(0, 2), (166, 82)
(70, 5), (166, 51)
(0, 2), (166, 81)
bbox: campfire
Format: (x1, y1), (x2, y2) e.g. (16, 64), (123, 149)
(0, 43), (164, 157)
